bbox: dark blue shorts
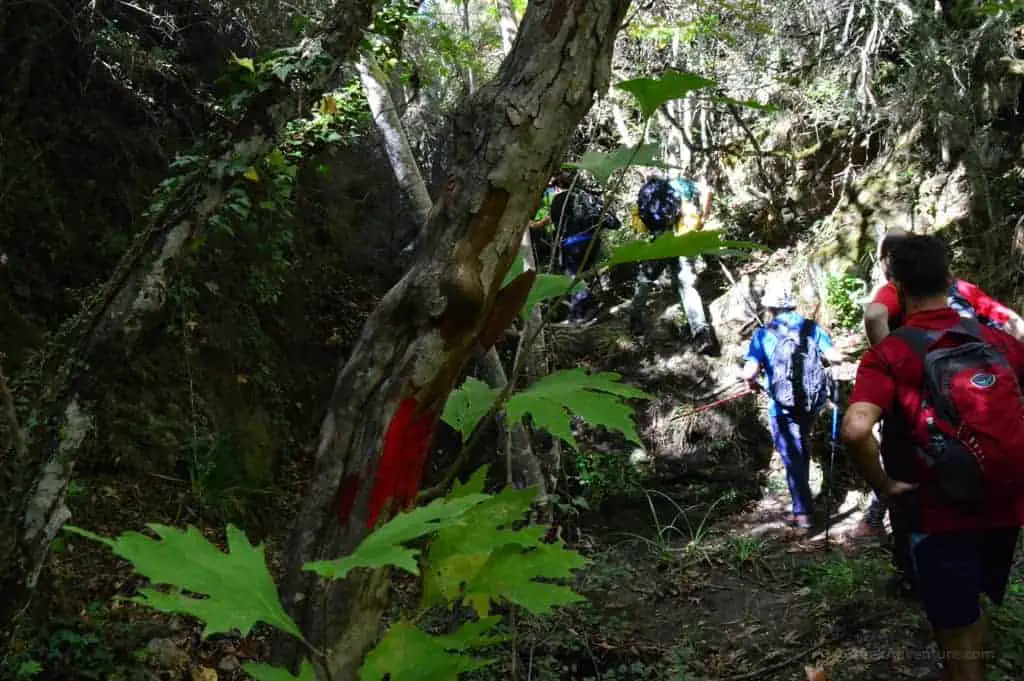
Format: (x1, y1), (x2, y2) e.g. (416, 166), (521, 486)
(910, 527), (1020, 630)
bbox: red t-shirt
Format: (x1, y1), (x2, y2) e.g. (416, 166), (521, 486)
(851, 307), (1024, 532)
(871, 279), (1013, 330)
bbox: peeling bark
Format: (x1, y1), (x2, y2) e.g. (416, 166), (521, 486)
(359, 36), (543, 493)
(0, 0), (383, 644)
(276, 1), (631, 678)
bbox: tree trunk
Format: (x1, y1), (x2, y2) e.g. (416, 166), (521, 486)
(0, 0), (383, 645)
(275, 1), (631, 678)
(358, 42), (542, 492)
(357, 50), (433, 228)
(495, 0), (519, 54)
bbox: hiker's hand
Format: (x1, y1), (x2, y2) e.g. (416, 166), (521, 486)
(879, 479), (918, 506)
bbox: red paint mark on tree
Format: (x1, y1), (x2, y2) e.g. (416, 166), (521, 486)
(336, 397), (438, 529)
(368, 397), (437, 528)
(335, 474), (361, 525)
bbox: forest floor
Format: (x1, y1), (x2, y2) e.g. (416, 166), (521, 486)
(9, 285), (1024, 681)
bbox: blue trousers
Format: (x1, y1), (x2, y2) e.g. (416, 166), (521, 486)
(769, 409), (814, 515)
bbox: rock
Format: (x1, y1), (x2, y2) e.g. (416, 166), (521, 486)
(217, 655), (241, 673)
(145, 638), (189, 671)
(191, 666), (218, 681)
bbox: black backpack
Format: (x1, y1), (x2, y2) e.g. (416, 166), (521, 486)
(767, 319), (830, 417)
(551, 188), (621, 242)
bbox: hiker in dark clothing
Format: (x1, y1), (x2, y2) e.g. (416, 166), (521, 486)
(628, 174), (714, 352)
(527, 171), (573, 269)
(843, 234), (1024, 681)
(530, 171), (620, 322)
(742, 279), (844, 530)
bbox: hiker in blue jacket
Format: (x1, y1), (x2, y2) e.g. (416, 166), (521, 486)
(742, 280), (844, 530)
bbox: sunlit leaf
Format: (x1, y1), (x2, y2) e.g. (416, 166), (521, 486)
(231, 54), (255, 72)
(505, 369), (652, 448)
(442, 378), (499, 440)
(463, 542), (589, 616)
(617, 71), (716, 119)
(607, 230), (762, 266)
(303, 493), (489, 579)
(564, 144), (677, 186)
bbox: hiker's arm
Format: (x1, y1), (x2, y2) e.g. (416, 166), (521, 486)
(813, 325), (845, 365)
(956, 279), (1024, 340)
(742, 332), (764, 391)
(1001, 311), (1024, 343)
(823, 346), (844, 364)
(842, 402), (889, 492)
(843, 350), (917, 501)
(864, 302), (890, 346)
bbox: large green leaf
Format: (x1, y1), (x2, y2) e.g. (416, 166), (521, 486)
(442, 377), (499, 440)
(501, 251), (525, 288)
(607, 230), (762, 266)
(245, 661), (318, 681)
(360, 620), (502, 681)
(521, 273), (581, 321)
(64, 524), (301, 640)
(617, 71), (716, 120)
(421, 485), (542, 607)
(504, 368), (652, 448)
(463, 542), (589, 616)
(303, 493), (489, 579)
(563, 143), (677, 185)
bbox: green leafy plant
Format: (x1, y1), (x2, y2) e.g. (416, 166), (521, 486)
(571, 448), (643, 505)
(825, 273), (866, 330)
(65, 466), (587, 681)
(800, 554), (893, 605)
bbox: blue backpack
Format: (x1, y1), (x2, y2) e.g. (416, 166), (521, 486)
(767, 319), (830, 417)
(637, 177), (699, 236)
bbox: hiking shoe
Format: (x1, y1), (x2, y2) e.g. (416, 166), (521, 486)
(791, 514), (812, 530)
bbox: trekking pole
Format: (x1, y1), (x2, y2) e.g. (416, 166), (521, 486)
(825, 379), (840, 553)
(673, 387), (754, 420)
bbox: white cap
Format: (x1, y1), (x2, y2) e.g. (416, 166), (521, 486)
(762, 279), (796, 309)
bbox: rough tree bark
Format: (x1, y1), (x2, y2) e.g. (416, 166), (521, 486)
(275, 1), (631, 678)
(0, 0), (383, 645)
(357, 45), (542, 491)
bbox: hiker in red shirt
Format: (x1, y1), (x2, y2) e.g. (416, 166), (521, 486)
(851, 230), (1024, 589)
(842, 234), (1024, 681)
(864, 254), (1024, 347)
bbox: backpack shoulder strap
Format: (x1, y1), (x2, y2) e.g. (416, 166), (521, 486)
(799, 318), (815, 341)
(955, 316), (984, 339)
(890, 325), (938, 360)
